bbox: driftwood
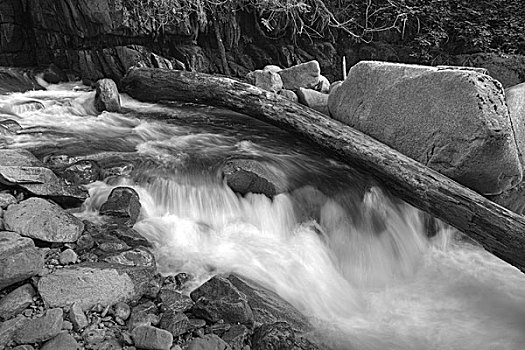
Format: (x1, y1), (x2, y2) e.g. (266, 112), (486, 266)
(121, 67), (525, 273)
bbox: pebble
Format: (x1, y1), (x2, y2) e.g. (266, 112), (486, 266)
(113, 302), (131, 321)
(132, 325), (173, 350)
(70, 302), (89, 331)
(62, 320), (73, 330)
(59, 248), (78, 264)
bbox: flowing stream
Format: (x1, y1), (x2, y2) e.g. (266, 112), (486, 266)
(2, 82), (525, 350)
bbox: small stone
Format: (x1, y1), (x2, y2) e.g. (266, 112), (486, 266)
(113, 302), (131, 321)
(76, 234), (95, 251)
(103, 247), (155, 267)
(0, 316), (25, 349)
(296, 88), (329, 115)
(132, 325), (173, 350)
(159, 289), (194, 313)
(186, 334), (231, 350)
(0, 231), (43, 290)
(62, 320), (73, 330)
(62, 160), (101, 185)
(278, 89), (298, 103)
(0, 193), (16, 209)
(70, 302), (89, 331)
(83, 327), (106, 344)
(188, 319), (206, 329)
(127, 302), (160, 331)
(245, 70), (283, 93)
(59, 248), (78, 265)
(13, 308), (63, 344)
(222, 325), (250, 350)
(277, 60), (321, 90)
(170, 345), (182, 350)
(0, 284), (35, 321)
(41, 331), (79, 350)
(159, 310), (191, 337)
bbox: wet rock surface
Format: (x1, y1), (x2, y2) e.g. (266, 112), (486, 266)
(222, 159), (286, 197)
(100, 187), (141, 226)
(94, 79), (121, 113)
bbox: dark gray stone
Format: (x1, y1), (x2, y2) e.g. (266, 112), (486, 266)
(186, 334), (231, 350)
(252, 322), (320, 350)
(100, 187), (141, 226)
(62, 160), (101, 185)
(222, 324), (250, 350)
(159, 288), (194, 313)
(190, 276), (254, 326)
(159, 310), (191, 337)
(222, 160), (286, 197)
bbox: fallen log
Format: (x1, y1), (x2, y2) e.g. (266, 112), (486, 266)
(121, 67), (525, 273)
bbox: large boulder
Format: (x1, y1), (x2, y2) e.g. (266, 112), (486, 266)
(328, 61), (522, 195)
(5, 197), (84, 243)
(94, 78), (121, 113)
(277, 61), (321, 91)
(37, 262), (155, 311)
(0, 231), (43, 291)
(0, 149), (88, 206)
(488, 82), (525, 213)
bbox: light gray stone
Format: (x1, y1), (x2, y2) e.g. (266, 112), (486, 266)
(328, 61), (522, 195)
(69, 302), (88, 331)
(277, 60), (321, 90)
(131, 325), (173, 350)
(278, 89), (298, 103)
(314, 75), (330, 93)
(95, 79), (121, 113)
(186, 334), (231, 350)
(0, 316), (25, 348)
(0, 284), (35, 321)
(5, 197), (84, 243)
(59, 248), (78, 264)
(246, 70), (283, 93)
(296, 88), (329, 115)
(0, 231), (43, 290)
(41, 331), (79, 350)
(0, 193), (16, 209)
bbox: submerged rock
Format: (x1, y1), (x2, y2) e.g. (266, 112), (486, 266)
(94, 78), (121, 113)
(328, 61), (523, 195)
(222, 159), (286, 197)
(5, 197), (84, 243)
(0, 231), (43, 290)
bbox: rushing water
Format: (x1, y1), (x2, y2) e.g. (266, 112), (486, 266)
(2, 83), (525, 350)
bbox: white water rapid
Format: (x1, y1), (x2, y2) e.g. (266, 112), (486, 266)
(2, 83), (525, 350)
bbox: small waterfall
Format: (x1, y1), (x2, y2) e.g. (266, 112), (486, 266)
(4, 83), (525, 350)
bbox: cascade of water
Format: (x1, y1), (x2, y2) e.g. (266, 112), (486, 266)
(4, 83), (525, 350)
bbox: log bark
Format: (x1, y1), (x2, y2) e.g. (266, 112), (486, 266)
(121, 67), (525, 273)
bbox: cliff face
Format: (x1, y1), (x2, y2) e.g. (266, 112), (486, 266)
(1, 0), (525, 87)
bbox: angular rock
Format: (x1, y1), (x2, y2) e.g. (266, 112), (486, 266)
(41, 331), (79, 350)
(0, 231), (43, 290)
(186, 334), (231, 350)
(0, 193), (16, 208)
(0, 149), (88, 205)
(37, 262), (155, 311)
(128, 301), (159, 331)
(103, 224), (152, 248)
(94, 79), (121, 113)
(227, 274), (310, 331)
(222, 159), (286, 197)
(13, 308), (63, 344)
(246, 70), (283, 93)
(252, 322), (320, 350)
(277, 61), (321, 91)
(5, 197), (84, 243)
(100, 187), (141, 226)
(328, 61), (522, 195)
(159, 288), (194, 313)
(222, 324), (250, 350)
(190, 276), (254, 326)
(296, 88), (329, 115)
(278, 89), (298, 103)
(131, 325), (172, 350)
(69, 302), (89, 331)
(159, 310), (191, 337)
(61, 160), (101, 185)
(42, 64), (68, 84)
(0, 284), (35, 321)
(0, 316), (25, 349)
